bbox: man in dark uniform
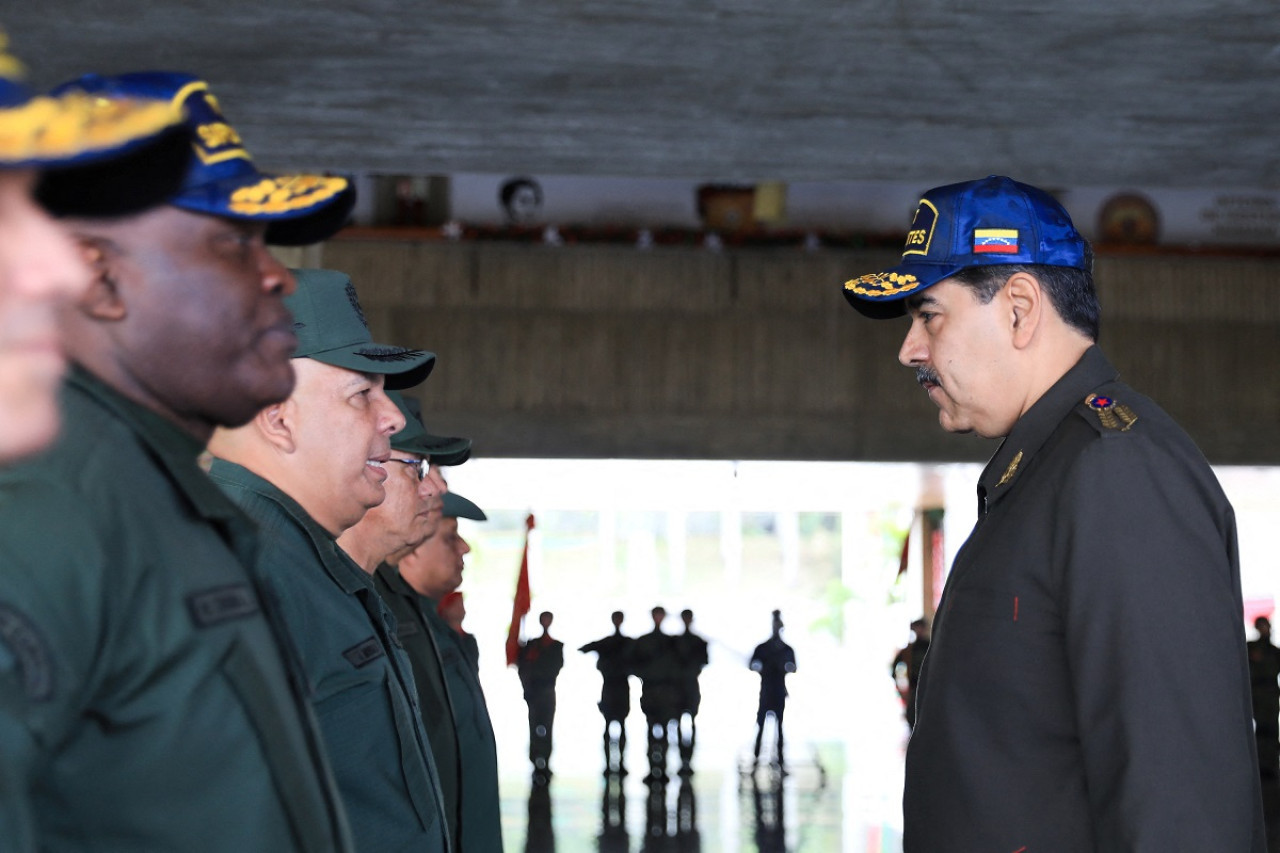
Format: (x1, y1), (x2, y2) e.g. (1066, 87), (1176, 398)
(334, 390), (463, 848)
(517, 610), (564, 782)
(374, 429), (505, 853)
(1250, 616), (1280, 779)
(750, 609), (796, 767)
(843, 175), (1265, 850)
(580, 610), (635, 774)
(209, 269), (449, 852)
(672, 608), (709, 772)
(632, 605), (681, 781)
(0, 70), (356, 851)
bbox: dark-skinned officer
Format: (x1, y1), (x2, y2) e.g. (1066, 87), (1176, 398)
(0, 70), (355, 851)
(843, 175), (1265, 851)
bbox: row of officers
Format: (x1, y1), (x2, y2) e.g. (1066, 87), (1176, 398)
(0, 46), (504, 853)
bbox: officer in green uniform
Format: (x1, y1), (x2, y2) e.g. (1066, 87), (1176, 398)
(380, 487), (505, 852)
(0, 70), (355, 851)
(208, 268), (450, 853)
(843, 175), (1266, 851)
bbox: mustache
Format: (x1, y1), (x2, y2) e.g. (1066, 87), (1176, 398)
(916, 367), (940, 387)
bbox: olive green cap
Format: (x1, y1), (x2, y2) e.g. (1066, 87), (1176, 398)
(388, 391), (472, 466)
(286, 268), (434, 390)
(442, 491), (487, 521)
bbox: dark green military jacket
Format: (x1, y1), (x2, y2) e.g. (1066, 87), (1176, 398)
(210, 460), (449, 853)
(0, 368), (351, 852)
(904, 346), (1266, 852)
(429, 612), (503, 853)
(372, 564), (462, 851)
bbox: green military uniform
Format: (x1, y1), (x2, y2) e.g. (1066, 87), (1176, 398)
(0, 368), (351, 852)
(430, 608), (503, 851)
(373, 564), (463, 850)
(375, 565), (504, 852)
(210, 460), (448, 853)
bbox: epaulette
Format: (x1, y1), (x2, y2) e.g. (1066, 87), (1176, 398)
(1080, 393), (1138, 432)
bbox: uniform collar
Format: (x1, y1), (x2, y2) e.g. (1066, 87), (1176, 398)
(68, 365), (249, 531)
(977, 345), (1119, 513)
(208, 457), (370, 595)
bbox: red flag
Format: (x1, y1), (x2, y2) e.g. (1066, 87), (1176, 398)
(896, 523), (912, 577)
(505, 513), (535, 666)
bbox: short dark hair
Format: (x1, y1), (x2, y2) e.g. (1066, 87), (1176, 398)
(949, 244), (1100, 341)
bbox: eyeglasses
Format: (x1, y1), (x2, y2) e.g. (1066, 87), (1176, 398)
(386, 457), (430, 481)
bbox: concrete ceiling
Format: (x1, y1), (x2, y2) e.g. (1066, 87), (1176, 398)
(8, 2), (1280, 189)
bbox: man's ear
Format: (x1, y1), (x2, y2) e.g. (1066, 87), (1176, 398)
(73, 237), (127, 321)
(256, 400), (298, 454)
(1004, 271), (1043, 349)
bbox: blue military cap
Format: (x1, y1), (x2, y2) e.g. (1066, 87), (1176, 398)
(843, 175), (1089, 319)
(1, 29), (191, 217)
(51, 71), (355, 244)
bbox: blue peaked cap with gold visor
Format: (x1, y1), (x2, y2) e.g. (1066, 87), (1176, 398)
(51, 71), (355, 245)
(1, 29), (190, 217)
(843, 175), (1089, 319)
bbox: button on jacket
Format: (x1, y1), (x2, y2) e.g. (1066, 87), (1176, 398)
(0, 368), (351, 852)
(210, 460), (448, 853)
(905, 346), (1266, 852)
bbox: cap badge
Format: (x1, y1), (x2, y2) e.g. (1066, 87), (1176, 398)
(1085, 393), (1138, 431)
(902, 198), (938, 258)
(171, 80), (250, 166)
(974, 228), (1019, 254)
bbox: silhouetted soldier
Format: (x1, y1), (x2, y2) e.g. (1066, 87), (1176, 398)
(633, 606), (681, 781)
(1249, 616), (1280, 779)
(751, 610), (797, 767)
(580, 610), (635, 774)
(891, 617), (930, 731)
(517, 611), (564, 782)
(672, 609), (710, 773)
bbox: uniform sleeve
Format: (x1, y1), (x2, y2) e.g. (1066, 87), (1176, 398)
(1056, 436), (1260, 851)
(0, 484), (109, 852)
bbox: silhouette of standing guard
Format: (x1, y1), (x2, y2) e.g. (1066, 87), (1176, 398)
(751, 610), (797, 767)
(633, 606), (681, 781)
(580, 611), (635, 775)
(517, 611), (564, 782)
(672, 609), (709, 774)
(1249, 616), (1280, 780)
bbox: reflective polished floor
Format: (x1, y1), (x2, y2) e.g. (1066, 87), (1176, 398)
(488, 648), (909, 853)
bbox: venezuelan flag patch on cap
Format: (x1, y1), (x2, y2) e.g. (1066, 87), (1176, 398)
(973, 228), (1019, 254)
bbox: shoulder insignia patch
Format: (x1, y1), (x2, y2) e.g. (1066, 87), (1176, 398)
(0, 604), (53, 701)
(1085, 393), (1138, 431)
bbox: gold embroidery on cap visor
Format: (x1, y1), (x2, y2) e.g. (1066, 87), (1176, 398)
(843, 271), (922, 299)
(0, 92), (180, 164)
(229, 175), (349, 215)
